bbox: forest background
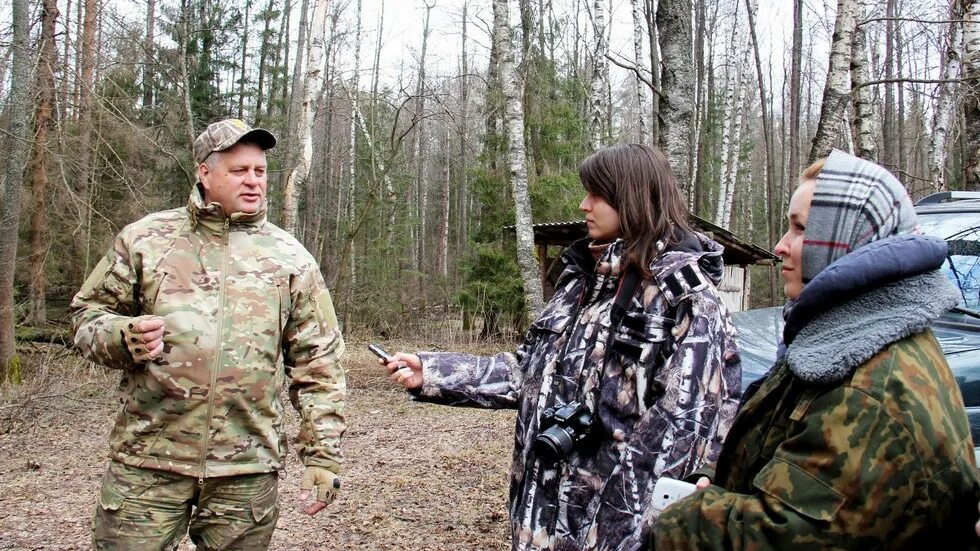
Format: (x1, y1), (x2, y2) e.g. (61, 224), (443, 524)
(1, 0), (978, 382)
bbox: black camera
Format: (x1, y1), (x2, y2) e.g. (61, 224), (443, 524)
(533, 402), (594, 463)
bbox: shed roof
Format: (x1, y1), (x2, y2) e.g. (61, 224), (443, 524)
(512, 216), (778, 266)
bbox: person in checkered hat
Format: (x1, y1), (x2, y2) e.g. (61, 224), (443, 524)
(654, 150), (980, 549)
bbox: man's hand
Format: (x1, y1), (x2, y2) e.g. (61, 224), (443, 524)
(380, 352), (423, 390)
(122, 316), (165, 363)
(298, 466), (340, 516)
(695, 476), (711, 490)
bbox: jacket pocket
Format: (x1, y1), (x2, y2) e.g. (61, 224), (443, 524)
(604, 311), (671, 412)
(97, 461), (159, 511)
(752, 457), (845, 522)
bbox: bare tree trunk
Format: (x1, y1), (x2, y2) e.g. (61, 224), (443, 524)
(457, 0), (469, 267)
(267, 0), (290, 120)
(0, 0), (32, 379)
(438, 119), (451, 278)
(931, 1), (964, 192)
(588, 0), (609, 151)
(178, 0), (195, 150)
(645, 0), (661, 146)
(73, 0), (83, 122)
(255, 0), (276, 121)
(895, 17), (906, 175)
(59, 0), (72, 120)
(25, 0), (60, 326)
(743, 0), (777, 305)
(280, 0), (309, 232)
(657, 0), (695, 198)
(809, 0), (858, 163)
(689, 0), (707, 201)
(237, 0), (251, 118)
(714, 2), (747, 227)
(340, 0), (362, 326)
(631, 0), (649, 144)
(788, 0), (803, 183)
(412, 2), (434, 278)
(497, 0), (543, 318)
(851, 0), (876, 160)
(74, 0), (99, 285)
(882, 0), (897, 169)
(963, 0), (980, 190)
(143, 0), (155, 109)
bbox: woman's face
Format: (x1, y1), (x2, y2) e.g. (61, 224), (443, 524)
(774, 179), (815, 300)
(579, 192), (621, 242)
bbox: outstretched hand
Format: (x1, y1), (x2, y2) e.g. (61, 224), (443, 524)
(380, 352), (423, 390)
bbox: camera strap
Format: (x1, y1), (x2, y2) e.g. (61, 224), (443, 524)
(564, 266), (644, 411)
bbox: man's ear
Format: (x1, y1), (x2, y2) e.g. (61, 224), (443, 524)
(197, 163), (211, 191)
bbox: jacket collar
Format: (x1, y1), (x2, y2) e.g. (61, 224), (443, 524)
(187, 183), (266, 235)
(783, 234), (948, 347)
(781, 234), (957, 384)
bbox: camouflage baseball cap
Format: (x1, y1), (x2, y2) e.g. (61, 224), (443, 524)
(193, 118), (277, 164)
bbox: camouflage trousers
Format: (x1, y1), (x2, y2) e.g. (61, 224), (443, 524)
(92, 461), (279, 551)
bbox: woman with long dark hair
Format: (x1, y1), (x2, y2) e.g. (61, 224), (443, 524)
(381, 144), (741, 551)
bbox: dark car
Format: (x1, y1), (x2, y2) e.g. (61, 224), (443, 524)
(733, 191), (980, 459)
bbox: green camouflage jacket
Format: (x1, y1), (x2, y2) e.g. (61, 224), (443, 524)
(71, 187), (346, 479)
(653, 329), (980, 550)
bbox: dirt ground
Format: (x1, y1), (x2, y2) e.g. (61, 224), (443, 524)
(0, 341), (516, 550)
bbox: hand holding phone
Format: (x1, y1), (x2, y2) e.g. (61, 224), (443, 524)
(369, 345), (424, 390)
(651, 477), (697, 512)
(368, 343), (393, 363)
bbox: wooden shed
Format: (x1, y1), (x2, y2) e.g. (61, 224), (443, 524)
(518, 217), (777, 312)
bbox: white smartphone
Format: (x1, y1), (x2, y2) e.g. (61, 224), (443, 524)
(651, 477), (697, 511)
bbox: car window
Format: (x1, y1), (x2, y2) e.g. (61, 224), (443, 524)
(917, 212), (980, 311)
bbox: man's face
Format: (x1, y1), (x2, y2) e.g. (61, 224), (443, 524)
(197, 142), (268, 215)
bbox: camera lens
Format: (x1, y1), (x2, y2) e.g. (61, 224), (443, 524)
(534, 426), (574, 462)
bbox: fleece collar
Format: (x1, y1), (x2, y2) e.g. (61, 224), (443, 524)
(785, 270), (957, 384)
(781, 233), (957, 384)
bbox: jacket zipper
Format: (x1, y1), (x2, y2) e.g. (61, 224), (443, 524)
(199, 218), (231, 485)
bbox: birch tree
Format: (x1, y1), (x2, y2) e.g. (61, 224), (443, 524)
(341, 0), (363, 322)
(714, 2), (749, 228)
(631, 0), (650, 144)
(588, 0), (608, 150)
(851, 0), (876, 160)
(496, 0), (543, 317)
(809, 0), (858, 163)
(964, 0), (980, 190)
(280, 0), (310, 232)
(930, 1), (964, 191)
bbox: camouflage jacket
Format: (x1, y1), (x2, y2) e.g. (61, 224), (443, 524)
(70, 186), (346, 479)
(654, 251), (980, 550)
(414, 234), (742, 551)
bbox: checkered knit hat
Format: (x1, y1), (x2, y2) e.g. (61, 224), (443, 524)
(801, 150), (916, 282)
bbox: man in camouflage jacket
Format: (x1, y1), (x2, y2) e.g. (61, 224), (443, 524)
(407, 233), (741, 551)
(71, 119), (346, 550)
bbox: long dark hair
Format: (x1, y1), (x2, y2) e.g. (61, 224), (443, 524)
(579, 144), (693, 277)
